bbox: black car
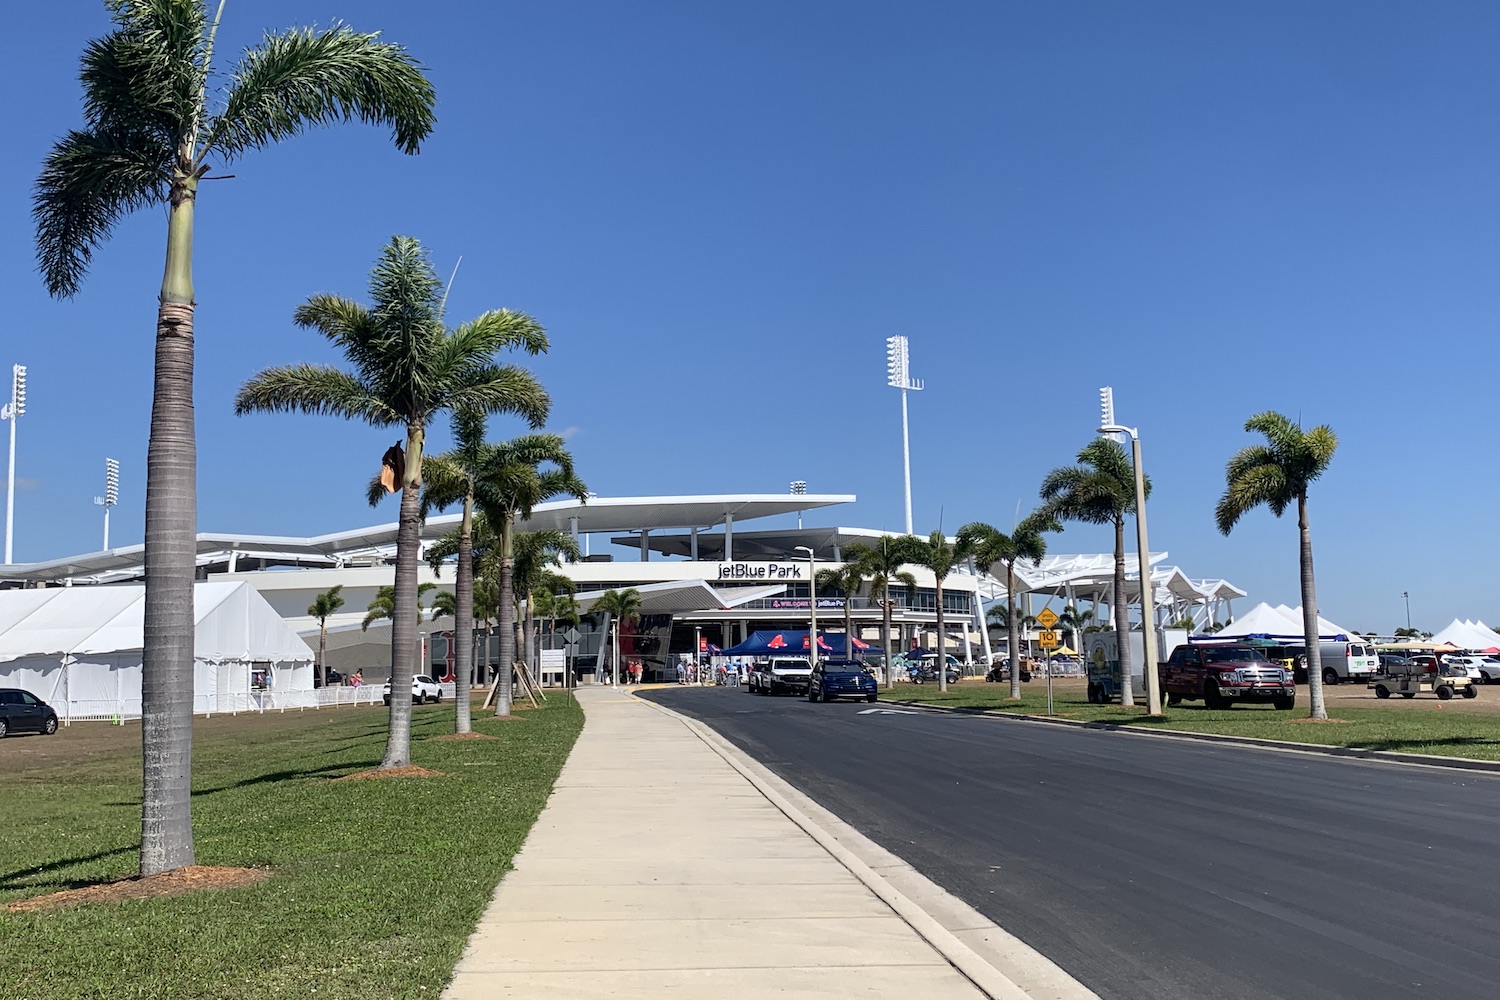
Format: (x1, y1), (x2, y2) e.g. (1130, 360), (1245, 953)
(807, 659), (879, 703)
(0, 688), (60, 738)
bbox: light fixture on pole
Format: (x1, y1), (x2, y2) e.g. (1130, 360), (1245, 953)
(795, 545), (818, 668)
(885, 336), (923, 534)
(694, 625), (702, 684)
(790, 480), (807, 528)
(94, 458), (119, 551)
(2, 364), (26, 565)
(1098, 386), (1161, 716)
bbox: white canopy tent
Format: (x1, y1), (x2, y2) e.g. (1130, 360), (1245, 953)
(1212, 602), (1360, 641)
(0, 581), (314, 721)
(1430, 619), (1500, 651)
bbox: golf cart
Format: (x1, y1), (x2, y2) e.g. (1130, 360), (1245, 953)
(1369, 655), (1477, 701)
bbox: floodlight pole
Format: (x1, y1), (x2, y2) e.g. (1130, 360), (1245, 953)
(1402, 591), (1411, 631)
(3, 364), (26, 565)
(1099, 386), (1162, 716)
(95, 457), (120, 551)
(886, 337), (923, 535)
(796, 545), (817, 668)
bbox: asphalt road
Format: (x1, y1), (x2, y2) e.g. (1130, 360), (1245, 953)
(640, 685), (1500, 1000)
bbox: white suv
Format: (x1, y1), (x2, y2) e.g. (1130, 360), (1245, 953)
(383, 673), (443, 705)
(1443, 656), (1497, 683)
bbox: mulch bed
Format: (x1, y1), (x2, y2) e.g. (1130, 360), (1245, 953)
(5, 865), (268, 913)
(332, 765), (446, 781)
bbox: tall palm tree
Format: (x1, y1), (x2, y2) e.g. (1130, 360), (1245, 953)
(512, 531), (582, 677)
(419, 409), (490, 734)
(845, 538), (918, 689)
(361, 583), (436, 631)
(816, 563), (868, 658)
(429, 589), (458, 621)
(467, 439), (586, 715)
(34, 0), (435, 876)
(1041, 438), (1149, 706)
(307, 585), (345, 688)
(236, 236), (549, 767)
(1057, 604), (1093, 653)
(904, 531), (975, 692)
(960, 513), (1058, 700)
(1216, 411), (1338, 720)
(592, 588), (642, 685)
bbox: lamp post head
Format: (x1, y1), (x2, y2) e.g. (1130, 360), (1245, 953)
(1098, 422), (1138, 440)
(794, 545), (814, 558)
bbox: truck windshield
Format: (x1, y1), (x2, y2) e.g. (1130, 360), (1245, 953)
(1201, 647), (1268, 663)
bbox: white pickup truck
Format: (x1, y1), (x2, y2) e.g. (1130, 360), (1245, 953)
(749, 657), (812, 696)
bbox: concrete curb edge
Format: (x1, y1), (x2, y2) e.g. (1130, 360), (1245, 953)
(883, 699), (1500, 773)
(636, 694), (1096, 1000)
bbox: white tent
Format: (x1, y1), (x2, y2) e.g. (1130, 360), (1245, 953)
(1430, 619), (1500, 651)
(0, 581), (314, 721)
(1213, 602), (1360, 641)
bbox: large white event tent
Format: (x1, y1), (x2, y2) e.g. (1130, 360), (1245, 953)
(0, 581), (314, 721)
(1430, 619), (1500, 651)
(1212, 602), (1360, 640)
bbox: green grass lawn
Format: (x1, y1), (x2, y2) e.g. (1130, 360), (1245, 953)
(883, 681), (1500, 760)
(0, 698), (583, 999)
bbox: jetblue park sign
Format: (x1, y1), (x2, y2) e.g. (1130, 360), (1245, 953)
(715, 562), (805, 580)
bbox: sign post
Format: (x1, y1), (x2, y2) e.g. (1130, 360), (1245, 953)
(1037, 626), (1059, 715)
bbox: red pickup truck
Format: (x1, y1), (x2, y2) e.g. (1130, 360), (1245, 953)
(1161, 644), (1296, 710)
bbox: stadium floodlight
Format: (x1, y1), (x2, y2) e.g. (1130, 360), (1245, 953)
(3, 364), (26, 564)
(884, 337), (923, 533)
(94, 457), (120, 551)
(1096, 386), (1160, 716)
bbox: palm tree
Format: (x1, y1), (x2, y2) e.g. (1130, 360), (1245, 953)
(1057, 604), (1093, 652)
(429, 589), (458, 622)
(468, 439), (586, 715)
(903, 531), (975, 692)
(845, 538), (917, 688)
(1216, 411), (1338, 720)
(816, 563), (868, 659)
(34, 0), (435, 876)
(307, 585), (345, 688)
(236, 236), (549, 768)
(513, 531), (582, 678)
(419, 409), (490, 734)
(361, 583), (436, 631)
(592, 588), (642, 685)
(960, 514), (1058, 700)
(1041, 438), (1149, 706)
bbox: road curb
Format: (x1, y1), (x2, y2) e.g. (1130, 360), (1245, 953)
(882, 699), (1500, 774)
(636, 693), (1098, 1000)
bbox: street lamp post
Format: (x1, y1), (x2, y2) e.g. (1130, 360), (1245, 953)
(885, 337), (923, 534)
(2, 364), (26, 565)
(796, 545), (818, 668)
(1402, 591), (1411, 631)
(694, 624), (702, 684)
(94, 458), (119, 551)
(1099, 386), (1162, 716)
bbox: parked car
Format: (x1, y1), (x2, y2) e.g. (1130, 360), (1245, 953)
(808, 658), (878, 703)
(1442, 655), (1491, 683)
(383, 674), (442, 705)
(0, 688), (60, 738)
(749, 657), (813, 696)
(1155, 643), (1295, 710)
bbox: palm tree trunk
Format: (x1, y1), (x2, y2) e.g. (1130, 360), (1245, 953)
(317, 623), (327, 688)
(882, 582), (893, 689)
(453, 494), (474, 734)
(495, 517), (516, 716)
(382, 480), (422, 767)
(1299, 492), (1327, 719)
(140, 169), (200, 876)
(936, 582), (947, 692)
(1007, 563), (1022, 700)
(520, 595), (535, 678)
(844, 591), (855, 658)
(1113, 515), (1134, 707)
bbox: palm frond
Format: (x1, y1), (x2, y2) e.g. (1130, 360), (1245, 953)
(33, 126), (172, 297)
(1303, 425), (1338, 474)
(205, 24), (435, 160)
(443, 365), (551, 430)
(1215, 463), (1290, 534)
(365, 472), (389, 509)
(419, 454), (470, 517)
(233, 364), (397, 423)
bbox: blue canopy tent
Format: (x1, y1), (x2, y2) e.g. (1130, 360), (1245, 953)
(721, 630), (870, 657)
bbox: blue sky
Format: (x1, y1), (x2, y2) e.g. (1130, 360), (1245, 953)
(3, 1), (1497, 633)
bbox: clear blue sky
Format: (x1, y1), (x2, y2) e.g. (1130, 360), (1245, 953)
(3, 1), (1497, 633)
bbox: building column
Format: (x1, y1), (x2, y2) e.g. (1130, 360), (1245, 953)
(723, 513), (734, 561)
(568, 516), (579, 562)
(690, 527), (699, 561)
(640, 530), (650, 562)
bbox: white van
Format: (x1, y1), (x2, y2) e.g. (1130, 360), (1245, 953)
(1295, 641), (1379, 685)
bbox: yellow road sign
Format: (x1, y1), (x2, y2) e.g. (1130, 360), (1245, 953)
(1037, 629), (1059, 649)
(1036, 608), (1059, 629)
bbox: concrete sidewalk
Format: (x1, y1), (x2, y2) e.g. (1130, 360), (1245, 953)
(442, 687), (992, 999)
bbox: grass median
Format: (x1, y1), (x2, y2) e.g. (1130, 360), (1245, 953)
(0, 696), (583, 999)
(883, 679), (1500, 760)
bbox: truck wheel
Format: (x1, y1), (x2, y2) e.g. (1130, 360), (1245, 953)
(1273, 695), (1295, 710)
(1204, 682), (1227, 710)
(1437, 685), (1454, 701)
(1323, 668), (1340, 686)
(1167, 692), (1183, 706)
(1086, 682), (1099, 704)
(1463, 685), (1478, 699)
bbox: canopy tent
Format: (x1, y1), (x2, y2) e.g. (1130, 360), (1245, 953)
(720, 629), (869, 657)
(0, 581), (314, 720)
(1430, 619), (1500, 650)
(1209, 603), (1359, 642)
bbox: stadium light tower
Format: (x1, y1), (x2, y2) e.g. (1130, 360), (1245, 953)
(1098, 386), (1161, 716)
(95, 458), (120, 551)
(2, 364), (26, 564)
(790, 480), (806, 528)
(885, 336), (923, 534)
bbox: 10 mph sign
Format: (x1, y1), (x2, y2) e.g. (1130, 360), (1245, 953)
(1037, 630), (1059, 649)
